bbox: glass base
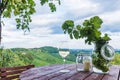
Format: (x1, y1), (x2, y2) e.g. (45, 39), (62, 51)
(59, 69), (70, 72)
(93, 67), (109, 74)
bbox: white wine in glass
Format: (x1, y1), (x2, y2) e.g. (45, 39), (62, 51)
(59, 41), (70, 72)
(59, 50), (69, 58)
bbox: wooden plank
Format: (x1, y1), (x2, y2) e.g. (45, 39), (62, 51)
(20, 64), (67, 78)
(0, 65), (34, 80)
(102, 65), (120, 80)
(20, 64), (63, 78)
(37, 71), (65, 80)
(32, 65), (75, 80)
(46, 65), (76, 80)
(49, 70), (77, 80)
(84, 73), (104, 80)
(20, 64), (73, 80)
(1, 75), (19, 80)
(66, 71), (93, 80)
(0, 65), (34, 71)
(1, 69), (25, 76)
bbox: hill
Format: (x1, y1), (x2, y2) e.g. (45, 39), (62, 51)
(1, 46), (120, 67)
(10, 47), (75, 67)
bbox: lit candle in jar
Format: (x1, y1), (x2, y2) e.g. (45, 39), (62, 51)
(83, 60), (90, 71)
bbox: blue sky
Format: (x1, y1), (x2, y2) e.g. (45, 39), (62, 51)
(2, 0), (120, 49)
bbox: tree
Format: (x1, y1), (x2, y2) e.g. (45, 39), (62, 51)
(0, 0), (60, 44)
(0, 48), (15, 67)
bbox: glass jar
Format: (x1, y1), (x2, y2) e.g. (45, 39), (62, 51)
(76, 53), (83, 71)
(92, 41), (115, 74)
(83, 55), (92, 71)
(76, 54), (92, 72)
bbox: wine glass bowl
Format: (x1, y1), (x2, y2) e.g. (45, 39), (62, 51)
(59, 49), (69, 58)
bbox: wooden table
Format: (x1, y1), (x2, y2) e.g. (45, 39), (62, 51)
(20, 64), (120, 80)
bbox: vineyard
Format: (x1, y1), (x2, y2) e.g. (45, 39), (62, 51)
(0, 46), (120, 67)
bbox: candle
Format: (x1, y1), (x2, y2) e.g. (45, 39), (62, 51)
(83, 60), (90, 71)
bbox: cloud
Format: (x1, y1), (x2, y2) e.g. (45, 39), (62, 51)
(73, 10), (120, 32)
(31, 13), (61, 26)
(2, 0), (120, 49)
(59, 0), (101, 20)
(100, 10), (120, 25)
(2, 33), (93, 49)
(98, 10), (120, 32)
(30, 27), (53, 36)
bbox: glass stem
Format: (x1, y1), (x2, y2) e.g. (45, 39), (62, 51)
(63, 58), (66, 69)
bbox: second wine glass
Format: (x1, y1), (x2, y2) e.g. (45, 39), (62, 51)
(59, 41), (70, 72)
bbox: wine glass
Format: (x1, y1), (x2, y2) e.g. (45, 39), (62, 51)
(59, 41), (70, 72)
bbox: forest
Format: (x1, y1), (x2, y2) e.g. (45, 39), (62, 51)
(0, 46), (120, 67)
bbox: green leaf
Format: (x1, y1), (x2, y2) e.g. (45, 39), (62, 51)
(62, 20), (74, 30)
(83, 20), (89, 27)
(14, 9), (20, 16)
(73, 30), (79, 39)
(29, 7), (36, 14)
(14, 0), (22, 4)
(76, 25), (81, 31)
(62, 23), (68, 31)
(22, 0), (26, 4)
(40, 0), (48, 5)
(3, 10), (11, 18)
(16, 24), (21, 29)
(68, 28), (72, 34)
(70, 34), (73, 39)
(102, 34), (111, 41)
(15, 18), (21, 23)
(49, 3), (56, 12)
(58, 0), (61, 5)
(90, 16), (103, 29)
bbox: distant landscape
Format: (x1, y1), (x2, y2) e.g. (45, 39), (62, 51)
(0, 46), (120, 67)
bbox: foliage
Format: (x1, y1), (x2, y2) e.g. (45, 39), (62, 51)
(40, 46), (58, 53)
(0, 0), (60, 32)
(0, 47), (24, 67)
(62, 16), (111, 45)
(111, 52), (120, 65)
(0, 47), (13, 67)
(61, 16), (112, 72)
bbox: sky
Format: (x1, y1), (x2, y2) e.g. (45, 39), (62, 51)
(1, 0), (120, 49)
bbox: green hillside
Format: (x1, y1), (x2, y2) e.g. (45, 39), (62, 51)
(0, 47), (75, 67)
(0, 46), (120, 67)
